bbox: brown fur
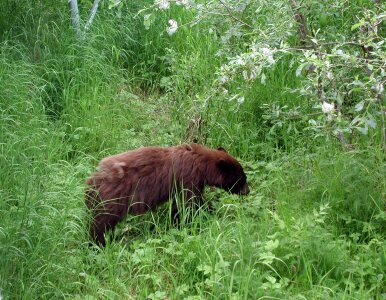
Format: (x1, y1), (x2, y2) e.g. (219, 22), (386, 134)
(86, 143), (249, 245)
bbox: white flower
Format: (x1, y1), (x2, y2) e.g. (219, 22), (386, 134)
(237, 96), (245, 104)
(176, 0), (191, 8)
(166, 19), (178, 36)
(156, 0), (170, 10)
(326, 71), (333, 80)
(321, 101), (335, 114)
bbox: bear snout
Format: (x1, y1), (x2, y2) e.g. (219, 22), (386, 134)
(240, 182), (250, 195)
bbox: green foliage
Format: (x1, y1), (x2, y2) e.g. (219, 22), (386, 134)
(0, 0), (385, 299)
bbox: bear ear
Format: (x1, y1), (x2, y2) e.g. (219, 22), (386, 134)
(218, 158), (234, 173)
(217, 147), (227, 153)
(183, 144), (193, 151)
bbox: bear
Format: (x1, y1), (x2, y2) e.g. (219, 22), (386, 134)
(85, 143), (249, 245)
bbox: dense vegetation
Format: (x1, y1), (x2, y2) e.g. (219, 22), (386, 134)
(0, 0), (385, 299)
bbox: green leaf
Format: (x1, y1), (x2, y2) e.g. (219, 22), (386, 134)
(351, 20), (365, 31)
(144, 14), (155, 30)
(265, 239), (279, 251)
(355, 101), (364, 112)
(367, 118), (376, 129)
(197, 264), (212, 275)
(356, 126), (368, 135)
(296, 63), (307, 77)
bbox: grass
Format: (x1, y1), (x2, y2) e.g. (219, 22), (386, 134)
(0, 1), (385, 299)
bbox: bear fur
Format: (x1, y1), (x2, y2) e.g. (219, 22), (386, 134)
(85, 143), (249, 245)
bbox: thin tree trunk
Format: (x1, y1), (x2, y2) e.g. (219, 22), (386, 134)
(68, 0), (82, 38)
(85, 0), (101, 31)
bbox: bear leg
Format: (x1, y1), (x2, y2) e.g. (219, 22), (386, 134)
(170, 191), (205, 224)
(89, 201), (128, 245)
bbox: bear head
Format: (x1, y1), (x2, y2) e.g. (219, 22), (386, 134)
(216, 147), (249, 195)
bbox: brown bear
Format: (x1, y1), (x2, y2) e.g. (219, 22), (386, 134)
(86, 143), (249, 245)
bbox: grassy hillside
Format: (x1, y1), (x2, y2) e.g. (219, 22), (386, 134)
(0, 1), (385, 299)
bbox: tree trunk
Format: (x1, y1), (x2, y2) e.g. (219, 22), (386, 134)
(68, 0), (82, 38)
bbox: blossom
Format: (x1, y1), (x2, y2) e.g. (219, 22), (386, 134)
(166, 19), (178, 36)
(237, 96), (245, 104)
(321, 101), (335, 114)
(156, 0), (170, 10)
(176, 0), (191, 8)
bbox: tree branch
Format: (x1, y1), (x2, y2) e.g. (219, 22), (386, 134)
(288, 0), (309, 45)
(85, 0), (101, 31)
(218, 0), (253, 29)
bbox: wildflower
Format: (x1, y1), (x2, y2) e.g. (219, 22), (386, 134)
(176, 0), (191, 8)
(326, 71), (333, 80)
(237, 96), (245, 104)
(156, 0), (170, 10)
(321, 101), (335, 114)
(166, 19), (178, 36)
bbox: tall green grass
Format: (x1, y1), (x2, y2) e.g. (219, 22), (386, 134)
(0, 1), (385, 299)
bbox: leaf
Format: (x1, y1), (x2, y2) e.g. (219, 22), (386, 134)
(266, 275), (277, 284)
(261, 73), (266, 85)
(355, 101), (364, 112)
(351, 115), (362, 125)
(197, 264), (212, 275)
(265, 239), (279, 251)
(258, 251), (275, 264)
(143, 14), (154, 30)
(356, 126), (368, 135)
(351, 20), (365, 31)
(176, 284), (189, 296)
(367, 118), (376, 129)
(147, 291), (166, 300)
(296, 63), (307, 77)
